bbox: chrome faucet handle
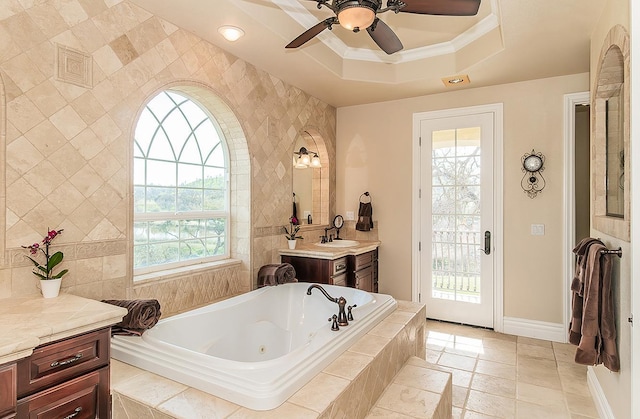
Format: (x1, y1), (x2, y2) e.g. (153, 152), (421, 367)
(347, 304), (357, 321)
(328, 314), (339, 331)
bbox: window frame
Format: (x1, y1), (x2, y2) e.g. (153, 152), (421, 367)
(133, 90), (231, 277)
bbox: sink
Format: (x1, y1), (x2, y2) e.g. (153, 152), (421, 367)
(315, 240), (359, 248)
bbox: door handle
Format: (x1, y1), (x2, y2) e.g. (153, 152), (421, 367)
(480, 231), (491, 255)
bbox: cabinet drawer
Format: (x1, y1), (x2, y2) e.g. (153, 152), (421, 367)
(354, 251), (374, 271)
(17, 328), (110, 398)
(0, 363), (16, 418)
(16, 367), (108, 419)
(331, 257), (348, 276)
(331, 273), (347, 287)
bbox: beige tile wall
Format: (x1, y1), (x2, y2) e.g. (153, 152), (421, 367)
(0, 0), (336, 312)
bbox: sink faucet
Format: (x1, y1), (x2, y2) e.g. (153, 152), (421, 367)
(306, 284), (349, 326)
(322, 227), (336, 243)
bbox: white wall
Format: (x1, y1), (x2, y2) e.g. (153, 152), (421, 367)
(337, 73), (589, 325)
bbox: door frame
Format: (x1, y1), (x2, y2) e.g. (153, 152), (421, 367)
(562, 91), (590, 343)
(411, 103), (504, 332)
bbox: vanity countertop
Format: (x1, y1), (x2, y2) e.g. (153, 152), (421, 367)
(0, 293), (127, 364)
(279, 240), (380, 260)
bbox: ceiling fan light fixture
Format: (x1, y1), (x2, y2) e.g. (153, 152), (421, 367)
(218, 25), (245, 42)
(337, 4), (376, 31)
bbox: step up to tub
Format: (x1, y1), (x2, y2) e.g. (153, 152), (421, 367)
(366, 356), (452, 419)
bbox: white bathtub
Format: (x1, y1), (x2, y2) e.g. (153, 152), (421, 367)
(111, 282), (397, 410)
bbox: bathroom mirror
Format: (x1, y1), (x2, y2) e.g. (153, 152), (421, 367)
(605, 93), (624, 218)
(592, 25), (630, 241)
(292, 130), (324, 225)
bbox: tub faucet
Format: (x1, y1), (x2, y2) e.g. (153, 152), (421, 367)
(306, 284), (349, 326)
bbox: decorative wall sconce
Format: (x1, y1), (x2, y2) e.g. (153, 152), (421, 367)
(521, 149), (545, 198)
(293, 131), (322, 169)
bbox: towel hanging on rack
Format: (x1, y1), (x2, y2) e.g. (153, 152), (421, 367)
(356, 192), (373, 231)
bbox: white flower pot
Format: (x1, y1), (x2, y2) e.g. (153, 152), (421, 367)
(40, 278), (62, 298)
(287, 240), (297, 249)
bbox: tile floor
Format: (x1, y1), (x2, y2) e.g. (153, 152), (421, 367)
(424, 320), (601, 419)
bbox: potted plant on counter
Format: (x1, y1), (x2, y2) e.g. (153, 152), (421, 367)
(23, 228), (68, 298)
(283, 217), (303, 249)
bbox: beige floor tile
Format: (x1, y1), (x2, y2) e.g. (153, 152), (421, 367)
(552, 341), (578, 363)
(438, 352), (477, 372)
(289, 372), (350, 413)
(565, 392), (600, 417)
(393, 364), (451, 393)
(478, 345), (517, 365)
(452, 406), (464, 419)
(471, 373), (516, 397)
(426, 348), (442, 363)
(516, 400), (570, 419)
(157, 388), (241, 418)
(464, 411), (500, 419)
(517, 342), (556, 360)
(516, 382), (566, 409)
(476, 359), (516, 380)
(444, 342), (483, 357)
(436, 366), (474, 387)
(376, 383), (443, 417)
(517, 336), (553, 348)
(465, 389), (516, 418)
(365, 406), (414, 418)
(452, 385), (469, 408)
(114, 371), (188, 407)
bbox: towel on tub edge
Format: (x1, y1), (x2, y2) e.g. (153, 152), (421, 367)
(258, 263), (297, 287)
(101, 299), (162, 336)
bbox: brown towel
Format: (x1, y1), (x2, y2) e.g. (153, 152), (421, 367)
(569, 242), (620, 372)
(356, 202), (373, 231)
(101, 299), (161, 336)
(258, 263), (297, 287)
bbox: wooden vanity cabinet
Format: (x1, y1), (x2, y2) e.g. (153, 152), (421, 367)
(350, 249), (378, 293)
(282, 248), (378, 292)
(281, 255), (348, 286)
(0, 363), (17, 418)
(0, 327), (112, 419)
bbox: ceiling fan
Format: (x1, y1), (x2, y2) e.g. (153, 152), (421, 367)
(285, 0), (481, 55)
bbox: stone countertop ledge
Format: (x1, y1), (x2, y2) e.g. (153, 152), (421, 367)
(279, 240), (380, 260)
(0, 293), (127, 364)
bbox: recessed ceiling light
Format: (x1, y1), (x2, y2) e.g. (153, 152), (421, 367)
(442, 75), (471, 87)
(218, 26), (245, 42)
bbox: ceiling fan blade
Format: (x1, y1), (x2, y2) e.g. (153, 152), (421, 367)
(367, 18), (403, 55)
(286, 18), (336, 49)
(400, 0), (481, 16)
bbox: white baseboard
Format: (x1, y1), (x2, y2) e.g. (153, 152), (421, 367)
(502, 317), (566, 342)
(587, 367), (615, 419)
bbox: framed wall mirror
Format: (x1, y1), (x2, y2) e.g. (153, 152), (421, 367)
(592, 25), (630, 241)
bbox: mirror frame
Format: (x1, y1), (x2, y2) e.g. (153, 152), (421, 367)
(592, 25), (630, 241)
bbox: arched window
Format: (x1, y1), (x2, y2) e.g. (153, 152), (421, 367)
(133, 91), (229, 274)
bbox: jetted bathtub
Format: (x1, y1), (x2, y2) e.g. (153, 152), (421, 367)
(111, 282), (397, 410)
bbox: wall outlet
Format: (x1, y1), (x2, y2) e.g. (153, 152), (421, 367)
(531, 224), (545, 236)
(346, 211), (355, 221)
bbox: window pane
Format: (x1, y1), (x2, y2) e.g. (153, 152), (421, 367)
(206, 142), (225, 167)
(147, 131), (175, 161)
(134, 245), (148, 268)
(146, 187), (176, 212)
(148, 91), (178, 119)
(180, 219), (206, 240)
(147, 161), (176, 187)
(178, 163), (203, 188)
(206, 237), (225, 256)
(133, 187), (145, 213)
(149, 220), (179, 242)
(204, 167), (225, 187)
(180, 136), (203, 165)
(180, 239), (206, 261)
(133, 158), (145, 186)
(204, 190), (225, 210)
(164, 110), (191, 152)
(149, 242), (179, 265)
(177, 188), (203, 211)
(207, 218), (226, 236)
(133, 222), (148, 244)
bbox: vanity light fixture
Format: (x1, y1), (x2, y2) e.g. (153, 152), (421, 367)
(218, 25), (245, 42)
(293, 131), (322, 169)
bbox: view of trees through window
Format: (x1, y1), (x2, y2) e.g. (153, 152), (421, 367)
(133, 91), (229, 272)
(431, 128), (482, 303)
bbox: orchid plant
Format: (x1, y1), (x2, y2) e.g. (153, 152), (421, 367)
(22, 228), (68, 280)
(283, 217), (303, 241)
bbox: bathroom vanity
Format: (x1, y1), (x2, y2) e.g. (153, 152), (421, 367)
(0, 294), (126, 419)
(280, 240), (379, 292)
